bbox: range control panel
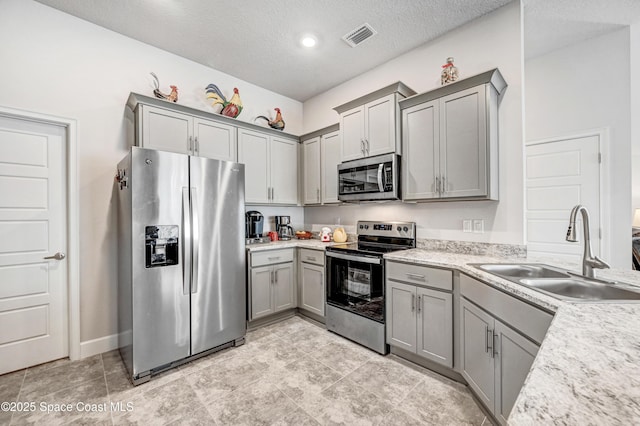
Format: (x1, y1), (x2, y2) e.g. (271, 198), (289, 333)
(357, 221), (416, 238)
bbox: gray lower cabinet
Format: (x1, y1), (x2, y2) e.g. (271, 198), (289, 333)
(298, 249), (325, 317)
(460, 273), (551, 425)
(386, 262), (453, 368)
(249, 249), (295, 320)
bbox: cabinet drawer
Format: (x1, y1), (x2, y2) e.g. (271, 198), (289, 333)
(460, 274), (553, 345)
(299, 249), (324, 266)
(251, 249), (294, 267)
(386, 261), (453, 291)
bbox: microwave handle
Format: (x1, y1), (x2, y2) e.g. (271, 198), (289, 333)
(377, 163), (385, 192)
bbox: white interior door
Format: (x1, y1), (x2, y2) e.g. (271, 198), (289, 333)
(0, 115), (68, 374)
(526, 135), (601, 262)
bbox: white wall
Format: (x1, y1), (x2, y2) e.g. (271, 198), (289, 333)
(631, 21), (640, 211)
(525, 28), (631, 268)
(0, 0), (303, 343)
(303, 1), (525, 245)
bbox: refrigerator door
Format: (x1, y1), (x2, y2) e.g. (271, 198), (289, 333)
(131, 148), (191, 375)
(190, 156), (246, 354)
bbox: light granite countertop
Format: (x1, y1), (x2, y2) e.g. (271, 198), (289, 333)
(246, 238), (339, 252)
(383, 249), (640, 425)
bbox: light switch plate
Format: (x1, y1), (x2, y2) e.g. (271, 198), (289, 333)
(473, 219), (484, 234)
(463, 220), (472, 233)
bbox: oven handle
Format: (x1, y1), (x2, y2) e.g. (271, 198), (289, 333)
(325, 251), (381, 265)
(377, 163), (384, 192)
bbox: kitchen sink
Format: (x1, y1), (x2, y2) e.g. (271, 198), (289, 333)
(473, 263), (640, 301)
(476, 264), (571, 279)
(520, 278), (640, 301)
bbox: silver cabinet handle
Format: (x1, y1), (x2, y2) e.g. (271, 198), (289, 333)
(190, 187), (199, 294)
(271, 187), (275, 201)
(417, 295), (422, 314)
(406, 273), (426, 282)
(493, 333), (499, 358)
(435, 176), (440, 194)
(411, 294), (416, 312)
(485, 325), (490, 354)
(188, 136), (193, 153)
(306, 256), (317, 262)
(195, 136), (199, 155)
(365, 139), (370, 155)
(486, 326), (494, 356)
(441, 175), (446, 194)
(274, 269), (278, 284)
(268, 256), (280, 261)
(44, 252), (65, 260)
(360, 139), (365, 156)
(317, 188), (320, 202)
(182, 188), (191, 295)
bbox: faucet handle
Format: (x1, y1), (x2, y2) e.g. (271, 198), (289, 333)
(588, 255), (611, 270)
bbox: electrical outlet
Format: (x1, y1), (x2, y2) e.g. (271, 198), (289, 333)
(463, 220), (472, 233)
(473, 219), (484, 234)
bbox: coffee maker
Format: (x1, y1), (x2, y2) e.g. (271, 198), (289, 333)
(275, 216), (294, 241)
(245, 211), (264, 238)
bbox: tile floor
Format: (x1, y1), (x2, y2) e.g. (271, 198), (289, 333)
(0, 315), (488, 425)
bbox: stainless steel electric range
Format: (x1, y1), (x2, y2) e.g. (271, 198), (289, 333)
(325, 221), (416, 354)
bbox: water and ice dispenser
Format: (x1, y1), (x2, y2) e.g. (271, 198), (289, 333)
(145, 225), (179, 268)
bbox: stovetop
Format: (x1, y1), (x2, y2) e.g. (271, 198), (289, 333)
(325, 220), (416, 257)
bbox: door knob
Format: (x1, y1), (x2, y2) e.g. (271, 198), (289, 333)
(44, 252), (66, 260)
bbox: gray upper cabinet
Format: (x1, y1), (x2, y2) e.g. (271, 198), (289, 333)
(334, 82), (416, 162)
(300, 125), (341, 206)
(385, 261), (453, 368)
(130, 94), (238, 162)
(400, 69), (506, 201)
(303, 137), (321, 205)
(238, 129), (299, 205)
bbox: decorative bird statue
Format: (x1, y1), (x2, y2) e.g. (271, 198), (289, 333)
(205, 84), (243, 118)
(150, 72), (178, 102)
(255, 108), (285, 131)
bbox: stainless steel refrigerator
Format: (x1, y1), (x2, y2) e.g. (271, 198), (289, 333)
(117, 147), (245, 385)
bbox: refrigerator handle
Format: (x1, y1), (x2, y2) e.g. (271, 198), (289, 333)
(190, 187), (199, 294)
(182, 187), (191, 295)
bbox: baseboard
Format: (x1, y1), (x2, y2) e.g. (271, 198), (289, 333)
(79, 333), (119, 359)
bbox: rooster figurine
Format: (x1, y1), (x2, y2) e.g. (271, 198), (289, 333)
(150, 72), (178, 102)
(205, 84), (243, 118)
(255, 108), (285, 131)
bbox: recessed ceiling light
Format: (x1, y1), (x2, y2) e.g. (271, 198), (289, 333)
(301, 35), (317, 48)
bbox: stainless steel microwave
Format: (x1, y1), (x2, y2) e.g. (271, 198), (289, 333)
(338, 153), (400, 202)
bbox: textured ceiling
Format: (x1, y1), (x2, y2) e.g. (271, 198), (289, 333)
(33, 0), (640, 101)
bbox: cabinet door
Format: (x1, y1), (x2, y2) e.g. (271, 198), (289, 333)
(440, 86), (488, 198)
(270, 137), (299, 205)
(321, 130), (340, 204)
(303, 137), (321, 205)
(238, 129), (269, 204)
(273, 263), (295, 312)
(365, 94), (396, 157)
(386, 281), (417, 352)
(417, 287), (453, 368)
(494, 320), (539, 425)
(194, 118), (237, 162)
(460, 298), (495, 410)
(340, 105), (365, 161)
(300, 262), (324, 317)
(141, 105), (192, 154)
(402, 101), (440, 200)
(250, 266), (273, 320)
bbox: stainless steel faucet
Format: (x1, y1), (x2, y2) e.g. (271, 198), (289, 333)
(566, 205), (610, 277)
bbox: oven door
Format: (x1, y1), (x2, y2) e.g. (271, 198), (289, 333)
(338, 154), (399, 202)
(325, 251), (385, 323)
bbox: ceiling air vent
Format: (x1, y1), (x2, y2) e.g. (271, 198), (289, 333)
(342, 23), (377, 47)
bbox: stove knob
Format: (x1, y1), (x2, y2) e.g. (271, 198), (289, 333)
(403, 226), (409, 232)
(365, 225), (369, 230)
(397, 226), (402, 232)
(359, 225), (364, 229)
